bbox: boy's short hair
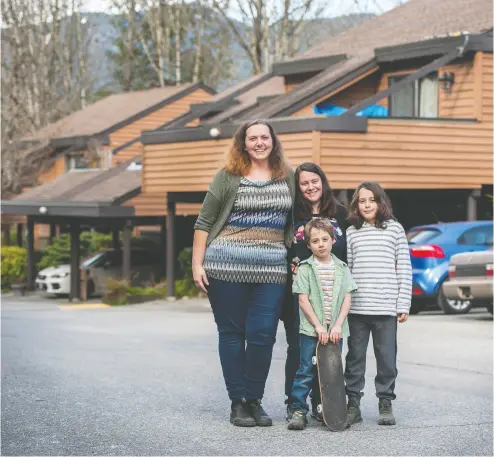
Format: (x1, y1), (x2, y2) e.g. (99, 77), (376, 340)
(304, 218), (335, 243)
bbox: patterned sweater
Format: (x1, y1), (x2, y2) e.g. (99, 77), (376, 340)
(203, 178), (292, 284)
(347, 220), (412, 316)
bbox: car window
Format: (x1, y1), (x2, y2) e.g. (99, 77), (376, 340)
(458, 226), (493, 246)
(407, 229), (441, 245)
(81, 252), (105, 268)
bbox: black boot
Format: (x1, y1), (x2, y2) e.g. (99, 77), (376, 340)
(378, 398), (396, 426)
(230, 398), (256, 427)
(247, 399), (273, 427)
(346, 396), (363, 426)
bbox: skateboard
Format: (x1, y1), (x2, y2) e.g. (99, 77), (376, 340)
(313, 341), (347, 431)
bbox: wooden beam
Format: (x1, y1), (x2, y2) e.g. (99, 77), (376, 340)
(16, 224), (23, 247)
(312, 130), (321, 165)
(166, 202), (176, 297)
(48, 224), (57, 245)
(26, 218), (35, 290)
(69, 224), (81, 301)
(122, 222), (131, 282)
(473, 51), (484, 121)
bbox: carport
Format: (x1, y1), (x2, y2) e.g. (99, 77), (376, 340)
(1, 166), (171, 301)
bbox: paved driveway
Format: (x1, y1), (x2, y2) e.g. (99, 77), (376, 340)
(2, 295), (492, 456)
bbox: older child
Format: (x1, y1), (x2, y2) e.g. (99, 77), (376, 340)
(287, 218), (357, 431)
(345, 182), (412, 427)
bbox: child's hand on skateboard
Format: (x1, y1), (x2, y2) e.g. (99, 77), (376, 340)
(329, 325), (342, 344)
(315, 325), (329, 344)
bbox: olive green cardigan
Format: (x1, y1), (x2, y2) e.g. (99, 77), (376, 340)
(194, 168), (296, 247)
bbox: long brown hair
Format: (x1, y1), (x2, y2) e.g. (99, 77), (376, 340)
(348, 181), (394, 229)
(224, 119), (289, 180)
(294, 162), (341, 220)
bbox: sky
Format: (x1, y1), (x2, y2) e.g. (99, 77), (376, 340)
(81, 0), (406, 17)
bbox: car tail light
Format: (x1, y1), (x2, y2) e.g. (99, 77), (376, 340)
(487, 264), (494, 277)
(448, 265), (456, 278)
(409, 244), (445, 259)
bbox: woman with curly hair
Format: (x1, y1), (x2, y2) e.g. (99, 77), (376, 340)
(192, 119), (295, 427)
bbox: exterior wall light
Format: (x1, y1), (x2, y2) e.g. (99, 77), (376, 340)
(39, 206), (47, 214)
(439, 72), (455, 92)
(209, 127), (221, 138)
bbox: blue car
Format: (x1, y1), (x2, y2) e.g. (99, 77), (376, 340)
(407, 221), (493, 315)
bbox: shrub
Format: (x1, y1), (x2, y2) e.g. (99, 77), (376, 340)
(37, 232), (113, 270)
(178, 247), (193, 279)
(1, 246), (27, 286)
(103, 277), (129, 306)
(174, 278), (199, 299)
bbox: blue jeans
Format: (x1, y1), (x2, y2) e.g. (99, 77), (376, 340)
(283, 293), (320, 408)
(291, 334), (343, 414)
(208, 278), (285, 400)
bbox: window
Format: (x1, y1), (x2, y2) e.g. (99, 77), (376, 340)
(389, 72), (438, 118)
(458, 226), (493, 246)
(407, 228), (441, 245)
(68, 154), (88, 170)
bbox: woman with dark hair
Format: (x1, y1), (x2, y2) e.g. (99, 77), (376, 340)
(283, 162), (349, 421)
(192, 119), (295, 427)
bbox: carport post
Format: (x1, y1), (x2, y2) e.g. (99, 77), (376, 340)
(2, 227), (10, 246)
(16, 223), (23, 247)
(112, 228), (121, 252)
(69, 224), (81, 302)
(166, 202), (176, 297)
(467, 191), (478, 221)
(48, 224), (57, 244)
(122, 222), (131, 282)
(26, 217), (35, 290)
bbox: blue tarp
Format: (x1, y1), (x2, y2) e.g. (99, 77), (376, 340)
(314, 102), (388, 117)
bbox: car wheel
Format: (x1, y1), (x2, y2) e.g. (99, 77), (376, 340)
(486, 302), (493, 315)
(437, 287), (472, 315)
(86, 280), (95, 299)
(409, 300), (426, 315)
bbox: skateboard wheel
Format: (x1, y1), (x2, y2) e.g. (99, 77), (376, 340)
(317, 404), (322, 413)
(312, 356), (317, 365)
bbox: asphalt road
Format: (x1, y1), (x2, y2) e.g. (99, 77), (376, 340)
(2, 295), (493, 456)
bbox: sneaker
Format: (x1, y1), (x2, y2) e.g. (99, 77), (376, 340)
(346, 397), (363, 426)
(378, 398), (396, 426)
(230, 398), (256, 427)
(286, 403), (295, 422)
(247, 399), (273, 427)
(287, 411), (308, 430)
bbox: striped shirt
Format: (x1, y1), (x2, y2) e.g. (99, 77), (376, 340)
(315, 259), (335, 324)
(203, 178), (292, 284)
(347, 220), (412, 316)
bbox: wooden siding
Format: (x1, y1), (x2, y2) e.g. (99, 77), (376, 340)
(290, 68), (380, 117)
(123, 192), (203, 216)
(481, 52), (493, 123)
(438, 61), (475, 118)
(142, 133), (313, 194)
(111, 88), (214, 164)
(324, 72), (382, 109)
(319, 119), (492, 189)
(290, 56), (485, 119)
(37, 156), (66, 184)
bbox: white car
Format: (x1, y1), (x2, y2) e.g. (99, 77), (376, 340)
(36, 248), (164, 297)
(36, 265), (71, 295)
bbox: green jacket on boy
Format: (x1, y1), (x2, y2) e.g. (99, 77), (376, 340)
(292, 254), (357, 338)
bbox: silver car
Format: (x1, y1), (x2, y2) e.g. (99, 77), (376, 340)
(442, 250), (493, 314)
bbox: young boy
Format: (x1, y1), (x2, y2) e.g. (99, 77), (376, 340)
(287, 218), (357, 431)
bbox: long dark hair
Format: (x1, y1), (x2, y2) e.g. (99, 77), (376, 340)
(294, 162), (339, 220)
(224, 119), (289, 180)
(348, 181), (394, 229)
